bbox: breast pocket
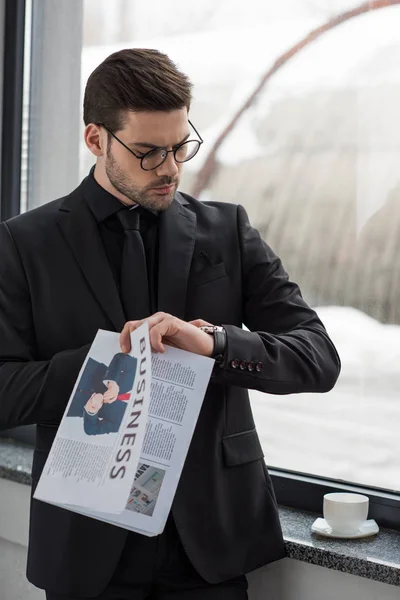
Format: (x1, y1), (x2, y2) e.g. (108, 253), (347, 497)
(194, 262), (227, 286)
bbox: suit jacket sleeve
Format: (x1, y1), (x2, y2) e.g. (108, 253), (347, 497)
(0, 222), (90, 429)
(212, 205), (341, 394)
(83, 402), (126, 435)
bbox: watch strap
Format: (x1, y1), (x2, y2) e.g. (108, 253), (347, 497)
(200, 326), (226, 364)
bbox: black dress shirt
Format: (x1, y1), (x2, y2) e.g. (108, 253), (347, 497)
(84, 168), (159, 316)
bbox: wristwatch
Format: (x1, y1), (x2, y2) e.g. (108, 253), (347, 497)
(199, 325), (226, 365)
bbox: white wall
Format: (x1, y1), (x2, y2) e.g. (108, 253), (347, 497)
(247, 558), (399, 600)
(0, 478), (44, 599)
(0, 537), (44, 600)
(0, 477), (398, 600)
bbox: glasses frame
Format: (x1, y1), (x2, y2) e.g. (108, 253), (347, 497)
(99, 120), (203, 171)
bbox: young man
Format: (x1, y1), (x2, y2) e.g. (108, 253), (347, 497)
(0, 49), (340, 599)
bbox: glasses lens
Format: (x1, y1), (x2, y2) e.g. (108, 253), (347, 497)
(175, 140), (200, 163)
(141, 148), (167, 171)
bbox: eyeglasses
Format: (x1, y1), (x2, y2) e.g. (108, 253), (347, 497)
(99, 120), (203, 171)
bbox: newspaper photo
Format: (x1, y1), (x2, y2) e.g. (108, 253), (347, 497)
(126, 463), (165, 517)
(34, 329), (214, 536)
(34, 323), (151, 514)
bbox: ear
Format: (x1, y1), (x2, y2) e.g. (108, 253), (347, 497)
(84, 123), (106, 157)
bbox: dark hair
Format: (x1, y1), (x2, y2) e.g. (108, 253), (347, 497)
(83, 48), (193, 132)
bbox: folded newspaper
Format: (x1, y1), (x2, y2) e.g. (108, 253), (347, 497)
(34, 322), (214, 536)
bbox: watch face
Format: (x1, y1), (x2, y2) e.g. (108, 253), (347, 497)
(199, 326), (214, 333)
(199, 325), (225, 334)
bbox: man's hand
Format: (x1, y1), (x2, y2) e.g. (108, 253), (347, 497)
(103, 381), (120, 404)
(120, 313), (214, 356)
(84, 392), (104, 415)
(189, 318), (213, 328)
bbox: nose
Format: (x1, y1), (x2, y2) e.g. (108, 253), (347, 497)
(155, 151), (179, 178)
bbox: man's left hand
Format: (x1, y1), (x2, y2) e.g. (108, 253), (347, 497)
(103, 381), (120, 403)
(120, 313), (214, 356)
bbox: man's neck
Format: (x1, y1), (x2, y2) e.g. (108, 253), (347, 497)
(93, 163), (137, 207)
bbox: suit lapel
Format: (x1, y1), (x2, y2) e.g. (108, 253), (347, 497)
(57, 186), (125, 332)
(157, 193), (196, 319)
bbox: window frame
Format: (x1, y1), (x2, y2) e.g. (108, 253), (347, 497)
(271, 468), (400, 531)
(0, 0), (25, 220)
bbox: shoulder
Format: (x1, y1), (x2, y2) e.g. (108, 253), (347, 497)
(2, 180), (86, 242)
(112, 353), (137, 367)
(5, 197), (64, 232)
(177, 191), (239, 222)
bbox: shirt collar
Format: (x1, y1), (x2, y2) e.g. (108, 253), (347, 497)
(84, 166), (158, 223)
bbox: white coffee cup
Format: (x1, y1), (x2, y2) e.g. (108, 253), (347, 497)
(323, 492), (369, 534)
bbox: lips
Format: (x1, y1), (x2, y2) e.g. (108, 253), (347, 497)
(151, 184), (175, 194)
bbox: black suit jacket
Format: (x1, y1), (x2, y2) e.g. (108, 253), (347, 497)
(83, 399), (127, 435)
(0, 177), (340, 596)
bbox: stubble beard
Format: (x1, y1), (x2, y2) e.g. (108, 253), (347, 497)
(105, 151), (178, 211)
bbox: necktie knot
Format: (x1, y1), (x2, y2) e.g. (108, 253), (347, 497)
(117, 208), (140, 231)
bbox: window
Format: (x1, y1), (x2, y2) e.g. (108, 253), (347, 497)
(81, 0), (400, 494)
(4, 1), (399, 523)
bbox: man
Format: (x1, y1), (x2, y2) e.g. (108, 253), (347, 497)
(67, 357), (109, 418)
(67, 352), (137, 435)
(83, 391), (126, 436)
(0, 49), (340, 599)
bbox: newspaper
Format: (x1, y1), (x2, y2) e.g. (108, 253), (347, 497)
(34, 323), (214, 535)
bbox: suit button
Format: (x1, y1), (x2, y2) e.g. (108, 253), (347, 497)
(230, 359), (239, 369)
(256, 362), (263, 372)
(247, 362), (255, 372)
(239, 360), (247, 370)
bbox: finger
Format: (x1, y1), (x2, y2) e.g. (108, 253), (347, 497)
(131, 313), (167, 330)
(149, 326), (165, 353)
(145, 312), (170, 330)
(120, 313), (168, 352)
(149, 315), (182, 352)
(120, 321), (137, 353)
(189, 319), (213, 328)
(150, 316), (177, 353)
(121, 320), (147, 352)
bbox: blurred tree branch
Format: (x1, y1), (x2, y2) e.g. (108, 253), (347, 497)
(190, 0), (400, 198)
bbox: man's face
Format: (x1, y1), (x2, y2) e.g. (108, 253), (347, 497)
(103, 108), (189, 211)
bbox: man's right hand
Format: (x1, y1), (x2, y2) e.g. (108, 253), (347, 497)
(84, 392), (104, 415)
(119, 313), (214, 357)
(103, 381), (120, 404)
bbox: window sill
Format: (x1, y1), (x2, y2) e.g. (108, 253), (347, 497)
(1, 439), (399, 587)
(280, 506), (400, 586)
(0, 438), (33, 485)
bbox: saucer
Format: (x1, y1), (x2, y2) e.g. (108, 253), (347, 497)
(311, 518), (379, 539)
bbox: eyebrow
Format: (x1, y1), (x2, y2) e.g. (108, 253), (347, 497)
(130, 132), (191, 150)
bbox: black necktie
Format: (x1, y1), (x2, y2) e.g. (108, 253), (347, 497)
(117, 208), (150, 321)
